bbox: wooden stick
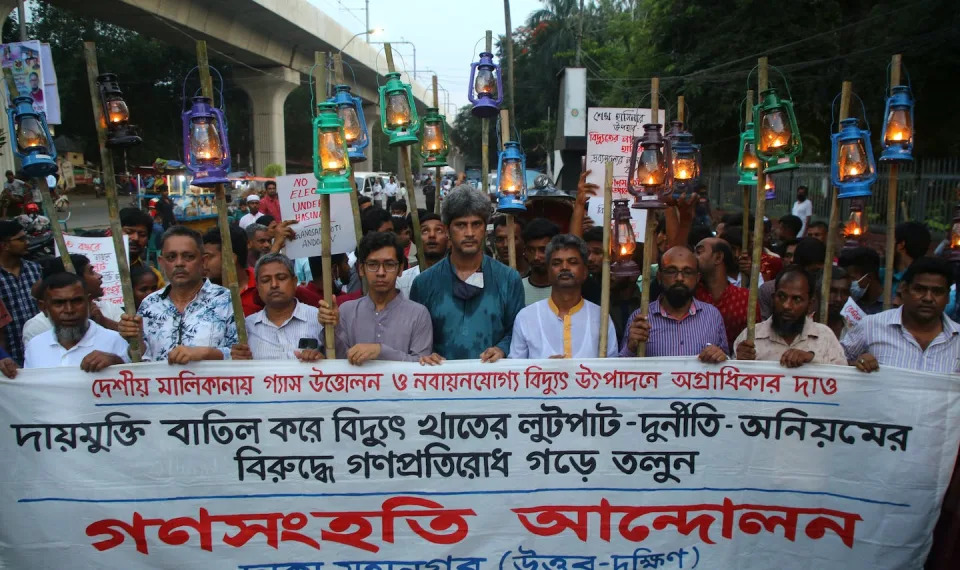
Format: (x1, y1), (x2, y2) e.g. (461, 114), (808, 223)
(741, 89), (753, 285)
(196, 41), (247, 344)
(83, 41), (139, 361)
(480, 30), (493, 205)
(819, 80), (852, 323)
(503, 0), (516, 130)
(332, 54), (366, 269)
(882, 54), (902, 310)
(1, 68), (73, 274)
(500, 108), (517, 270)
(432, 74), (441, 215)
(746, 58), (768, 343)
(598, 161), (613, 357)
(677, 95), (685, 124)
(384, 44), (425, 269)
(636, 76), (659, 357)
(313, 51), (337, 359)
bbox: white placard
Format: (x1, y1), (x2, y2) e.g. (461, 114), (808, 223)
(57, 234), (130, 307)
(0, 357), (957, 568)
(276, 173), (358, 259)
(585, 108), (666, 241)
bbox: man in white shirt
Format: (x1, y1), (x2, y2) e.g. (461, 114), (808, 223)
(230, 253), (325, 361)
(397, 213), (449, 298)
(791, 185), (813, 237)
(24, 272), (129, 371)
(238, 194), (263, 229)
(22, 254), (124, 346)
(510, 234), (617, 359)
(384, 176), (399, 210)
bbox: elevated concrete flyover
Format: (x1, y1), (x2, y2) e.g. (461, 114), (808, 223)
(46, 0), (432, 174)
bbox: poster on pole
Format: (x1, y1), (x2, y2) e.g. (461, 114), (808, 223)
(1, 357), (958, 569)
(57, 234), (130, 307)
(585, 108), (666, 241)
(0, 40), (61, 121)
(276, 173), (358, 259)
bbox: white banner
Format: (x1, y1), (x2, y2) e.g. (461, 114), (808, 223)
(585, 108), (666, 240)
(1, 358), (957, 569)
(276, 173), (358, 259)
(57, 234), (130, 307)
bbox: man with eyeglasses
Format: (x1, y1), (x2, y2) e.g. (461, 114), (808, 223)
(844, 257), (960, 374)
(0, 220), (42, 365)
(319, 232), (435, 365)
(118, 226), (237, 363)
(619, 246), (728, 362)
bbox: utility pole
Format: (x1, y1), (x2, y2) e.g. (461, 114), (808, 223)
(17, 0), (26, 41)
(575, 0), (585, 67)
(365, 0), (370, 42)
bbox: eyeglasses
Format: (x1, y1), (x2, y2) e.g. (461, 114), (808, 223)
(660, 267), (698, 279)
(363, 260), (400, 273)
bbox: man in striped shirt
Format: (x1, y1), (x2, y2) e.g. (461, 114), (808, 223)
(619, 246), (728, 362)
(843, 257), (960, 374)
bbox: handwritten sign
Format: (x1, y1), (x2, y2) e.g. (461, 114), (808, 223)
(276, 173), (358, 259)
(840, 297), (865, 329)
(57, 234), (130, 307)
(0, 357), (956, 568)
(585, 107), (666, 241)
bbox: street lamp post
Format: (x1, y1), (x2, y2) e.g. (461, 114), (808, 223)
(340, 28), (382, 53)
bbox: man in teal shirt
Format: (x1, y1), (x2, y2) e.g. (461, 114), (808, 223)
(411, 186), (523, 361)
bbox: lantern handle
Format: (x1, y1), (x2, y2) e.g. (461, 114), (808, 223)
(471, 36), (486, 61)
(494, 115), (524, 152)
(745, 65), (794, 101)
(829, 91), (871, 133)
(180, 65), (226, 111)
(884, 62), (912, 96)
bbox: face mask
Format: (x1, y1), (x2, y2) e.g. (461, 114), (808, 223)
(849, 275), (868, 300)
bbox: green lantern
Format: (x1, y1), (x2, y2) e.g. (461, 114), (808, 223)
(736, 122), (760, 185)
(753, 87), (802, 173)
(420, 107), (449, 167)
(379, 71), (420, 147)
(313, 103), (352, 194)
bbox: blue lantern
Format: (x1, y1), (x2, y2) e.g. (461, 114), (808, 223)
(831, 117), (877, 199)
(328, 84), (368, 163)
(880, 85), (914, 162)
(469, 52), (503, 119)
(7, 96), (57, 177)
(496, 141), (527, 213)
(182, 96), (231, 187)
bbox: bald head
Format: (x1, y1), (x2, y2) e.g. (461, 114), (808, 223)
(662, 246), (698, 269)
(658, 246), (699, 308)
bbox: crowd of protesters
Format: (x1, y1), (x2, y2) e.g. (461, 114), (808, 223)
(0, 172), (956, 379)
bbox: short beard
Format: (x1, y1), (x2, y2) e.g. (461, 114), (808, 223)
(54, 320), (90, 345)
(663, 284), (693, 308)
(772, 312), (805, 338)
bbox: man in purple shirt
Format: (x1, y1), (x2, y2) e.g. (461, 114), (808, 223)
(620, 246), (728, 361)
(320, 232), (436, 365)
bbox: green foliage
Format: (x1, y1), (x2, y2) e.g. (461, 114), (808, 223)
(505, 0), (960, 171)
(263, 163), (285, 178)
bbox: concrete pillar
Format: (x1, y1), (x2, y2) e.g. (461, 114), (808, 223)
(234, 67), (299, 175)
(363, 103), (379, 172)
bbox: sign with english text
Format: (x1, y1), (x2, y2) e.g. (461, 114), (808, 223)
(57, 234), (130, 307)
(276, 173), (358, 259)
(585, 108), (666, 241)
(0, 358), (957, 569)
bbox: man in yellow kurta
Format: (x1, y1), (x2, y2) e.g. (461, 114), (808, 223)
(509, 234), (617, 359)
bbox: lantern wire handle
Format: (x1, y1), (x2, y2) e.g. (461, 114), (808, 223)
(180, 65), (226, 111)
(884, 62), (912, 96)
(829, 91), (870, 133)
(745, 65), (793, 100)
(471, 36), (485, 61)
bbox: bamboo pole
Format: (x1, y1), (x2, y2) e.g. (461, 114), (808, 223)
(745, 58), (768, 343)
(331, 54), (365, 262)
(313, 52), (337, 359)
(882, 54), (902, 309)
(196, 41), (247, 344)
(83, 42), (139, 361)
(432, 74), (441, 215)
(741, 89), (754, 285)
(1, 69), (73, 274)
(384, 44), (426, 269)
(480, 30), (492, 203)
(819, 80), (852, 323)
(636, 76), (659, 357)
(598, 161), (613, 357)
(500, 108), (517, 270)
(503, 0), (516, 130)
(677, 96), (685, 124)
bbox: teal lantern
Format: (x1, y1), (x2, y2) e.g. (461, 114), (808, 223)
(419, 107), (449, 167)
(753, 87), (802, 173)
(378, 72), (420, 147)
(313, 103), (352, 194)
(736, 123), (760, 186)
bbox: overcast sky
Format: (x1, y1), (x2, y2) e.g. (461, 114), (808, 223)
(308, 0), (542, 116)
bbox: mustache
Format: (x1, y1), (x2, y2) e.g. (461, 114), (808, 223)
(557, 271), (575, 279)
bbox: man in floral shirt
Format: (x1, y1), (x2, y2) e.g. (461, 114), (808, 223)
(118, 226), (237, 363)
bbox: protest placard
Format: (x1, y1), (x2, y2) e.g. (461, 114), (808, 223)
(57, 234), (129, 307)
(1, 357), (956, 568)
(585, 108), (666, 240)
(276, 173), (358, 259)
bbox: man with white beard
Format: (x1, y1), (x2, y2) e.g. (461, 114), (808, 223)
(24, 272), (129, 371)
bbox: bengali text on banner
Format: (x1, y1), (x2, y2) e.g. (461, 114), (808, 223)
(0, 358), (957, 569)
